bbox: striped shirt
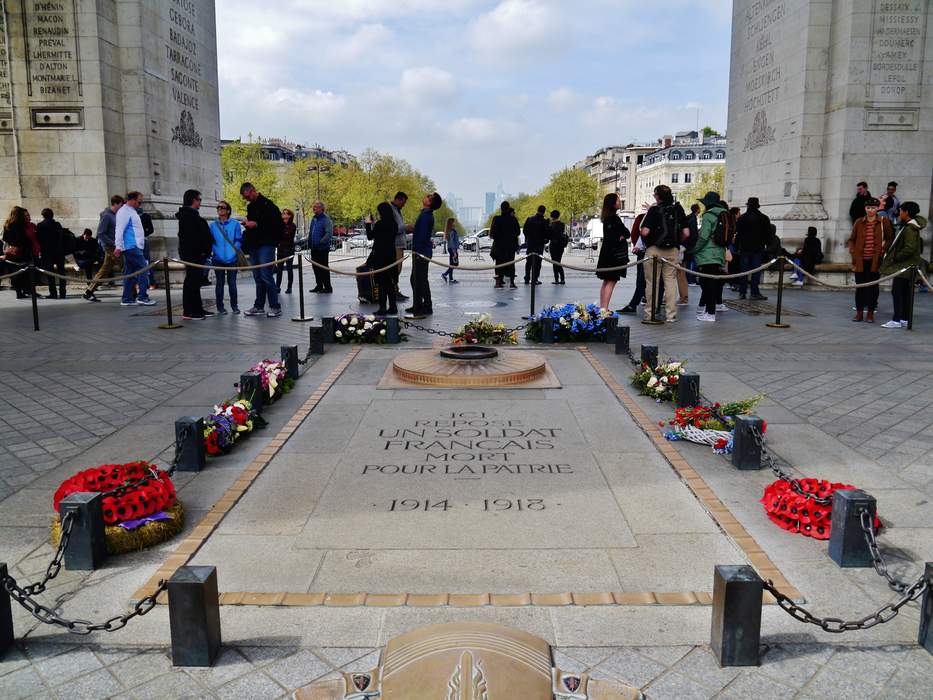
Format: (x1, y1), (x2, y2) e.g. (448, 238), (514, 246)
(863, 219), (876, 259)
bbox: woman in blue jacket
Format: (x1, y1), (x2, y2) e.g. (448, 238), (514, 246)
(210, 200), (243, 314)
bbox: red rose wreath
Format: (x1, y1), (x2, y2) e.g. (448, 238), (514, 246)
(761, 478), (881, 540)
(53, 461), (177, 525)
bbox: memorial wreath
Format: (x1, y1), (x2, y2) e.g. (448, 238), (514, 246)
(660, 395), (765, 453)
(334, 314), (401, 344)
(248, 359), (295, 400)
(203, 398), (263, 456)
(762, 478), (881, 540)
(453, 314), (518, 345)
(631, 360), (687, 402)
(525, 303), (614, 342)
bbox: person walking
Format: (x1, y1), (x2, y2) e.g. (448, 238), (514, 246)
(596, 192), (630, 309)
(176, 189), (213, 320)
(365, 201), (399, 316)
(490, 202), (520, 288)
(209, 200), (243, 314)
(37, 208), (67, 298)
(734, 197), (770, 300)
(308, 201), (333, 294)
(406, 192), (442, 315)
(523, 205), (550, 285)
(2, 206), (38, 299)
(880, 201), (925, 329)
(390, 192), (413, 301)
(74, 229), (102, 282)
(548, 210), (568, 284)
(115, 191), (155, 307)
(276, 208), (297, 294)
(640, 185), (688, 322)
(847, 196), (894, 323)
(83, 195), (124, 302)
(240, 182), (284, 318)
(693, 192), (727, 322)
(440, 217), (461, 284)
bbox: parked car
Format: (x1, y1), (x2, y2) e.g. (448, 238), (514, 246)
(432, 232), (446, 248)
(347, 234), (373, 249)
(461, 228), (491, 252)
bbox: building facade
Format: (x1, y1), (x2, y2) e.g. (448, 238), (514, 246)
(635, 132), (727, 206)
(575, 144), (656, 216)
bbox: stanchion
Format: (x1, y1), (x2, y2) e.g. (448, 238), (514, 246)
(281, 345), (299, 380)
(158, 258), (182, 329)
(308, 325), (326, 354)
(1, 563), (13, 656)
(766, 257), (790, 328)
(642, 256), (663, 325)
(29, 265), (39, 331)
(828, 490), (876, 568)
(640, 344), (658, 368)
(239, 372), (264, 415)
(731, 416), (763, 470)
(603, 315), (618, 343)
(321, 316), (336, 342)
(907, 267), (917, 331)
(522, 254), (538, 320)
(291, 254), (314, 322)
(405, 255), (425, 320)
(614, 326), (630, 355)
(920, 562), (932, 654)
(540, 319), (555, 344)
(676, 373), (700, 408)
(386, 317), (400, 344)
(169, 566), (221, 667)
(175, 417), (206, 472)
(59, 493), (107, 571)
(711, 565), (762, 667)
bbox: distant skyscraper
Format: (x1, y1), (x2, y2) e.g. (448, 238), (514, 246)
(484, 192), (495, 217)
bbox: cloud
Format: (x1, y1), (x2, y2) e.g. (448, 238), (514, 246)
(399, 67), (458, 106)
(448, 117), (520, 144)
(468, 0), (564, 64)
(547, 87), (578, 110)
(266, 88), (347, 123)
(328, 24), (395, 64)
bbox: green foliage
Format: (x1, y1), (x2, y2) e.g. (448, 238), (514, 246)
(219, 139), (279, 217)
(482, 168), (599, 229)
(676, 166), (725, 211)
(702, 125), (722, 137)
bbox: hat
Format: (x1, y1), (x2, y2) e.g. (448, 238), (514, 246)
(698, 191), (721, 208)
(864, 197), (880, 207)
(746, 196), (760, 208)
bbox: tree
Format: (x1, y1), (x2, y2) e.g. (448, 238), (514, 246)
(702, 125), (722, 138)
(219, 137), (279, 216)
(283, 157), (336, 229)
(676, 166), (725, 212)
(542, 167), (600, 223)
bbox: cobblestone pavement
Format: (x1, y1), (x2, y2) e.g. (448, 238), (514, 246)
(0, 255), (931, 698)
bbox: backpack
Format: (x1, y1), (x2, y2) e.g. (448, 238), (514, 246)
(656, 203), (679, 248)
(712, 212), (732, 247)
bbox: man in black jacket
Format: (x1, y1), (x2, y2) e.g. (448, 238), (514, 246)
(548, 210), (568, 284)
(849, 181), (872, 223)
(37, 208), (67, 298)
(734, 197), (770, 300)
(240, 182), (284, 317)
(523, 205), (550, 284)
(177, 189), (214, 320)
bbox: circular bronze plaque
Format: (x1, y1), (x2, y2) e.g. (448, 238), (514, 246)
(439, 345), (499, 361)
(392, 349), (547, 387)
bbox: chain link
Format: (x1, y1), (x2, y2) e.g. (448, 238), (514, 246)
(95, 422), (193, 500)
(859, 508), (910, 593)
(19, 511), (74, 596)
(747, 424), (832, 506)
(400, 320), (526, 338)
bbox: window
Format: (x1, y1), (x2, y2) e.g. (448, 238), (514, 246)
(716, 150), (725, 159)
(671, 173), (679, 183)
(701, 151), (712, 160)
(671, 151), (681, 160)
(637, 155), (644, 164)
(684, 173), (692, 184)
(685, 151), (696, 160)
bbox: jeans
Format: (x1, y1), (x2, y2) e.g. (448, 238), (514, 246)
(311, 248), (331, 291)
(698, 264), (723, 315)
(41, 256), (66, 297)
(182, 266), (205, 317)
(275, 254), (294, 291)
(120, 249), (151, 303)
(891, 277), (910, 322)
(854, 261), (880, 311)
(250, 244), (280, 310)
(410, 256), (432, 312)
(441, 252), (458, 280)
(215, 268), (238, 311)
(738, 252), (763, 296)
(683, 251), (697, 285)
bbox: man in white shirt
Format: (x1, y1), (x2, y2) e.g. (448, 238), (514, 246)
(114, 191), (155, 306)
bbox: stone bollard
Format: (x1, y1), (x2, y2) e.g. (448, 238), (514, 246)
(308, 326), (325, 355)
(239, 372), (264, 415)
(828, 490), (876, 568)
(614, 326), (630, 355)
(58, 493), (107, 571)
(386, 317), (400, 344)
(321, 317), (336, 343)
(711, 565), (762, 667)
(603, 316), (618, 343)
(675, 373), (700, 408)
(640, 344), (658, 368)
(169, 566), (222, 667)
(540, 319), (555, 344)
(175, 416), (206, 472)
(731, 416), (763, 470)
(281, 345), (299, 380)
(0, 563), (12, 657)
(920, 562), (933, 655)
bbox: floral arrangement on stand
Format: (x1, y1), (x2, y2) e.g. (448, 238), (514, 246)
(659, 395), (765, 453)
(453, 314), (517, 345)
(249, 359), (295, 400)
(525, 303), (614, 343)
(203, 399), (264, 456)
(334, 314), (402, 344)
(631, 360), (687, 402)
(762, 478), (881, 540)
(51, 461), (184, 554)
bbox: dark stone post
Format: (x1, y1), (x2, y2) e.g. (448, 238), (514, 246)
(174, 416), (205, 472)
(640, 344), (658, 368)
(614, 326), (630, 355)
(386, 317), (400, 344)
(711, 565), (762, 667)
(58, 493), (107, 571)
(919, 562), (932, 654)
(828, 490), (876, 568)
(281, 345), (299, 380)
(169, 566), (221, 667)
(731, 416), (763, 470)
(540, 319), (554, 344)
(308, 326), (325, 355)
(0, 563), (13, 657)
(239, 372), (264, 415)
(321, 316), (336, 343)
(603, 315), (618, 343)
(676, 373), (700, 408)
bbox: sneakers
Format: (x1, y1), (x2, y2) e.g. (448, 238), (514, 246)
(750, 294), (768, 301)
(217, 308), (228, 315)
(616, 306), (637, 314)
(450, 279), (459, 284)
(792, 280), (804, 286)
(83, 291), (100, 302)
(202, 310), (215, 316)
(677, 298), (689, 306)
(715, 304), (728, 312)
(136, 298), (155, 306)
(266, 308), (282, 318)
(232, 307), (241, 314)
(120, 301), (135, 306)
(665, 317), (677, 323)
(182, 315), (205, 321)
(881, 320), (907, 329)
(696, 312), (716, 322)
(243, 307), (264, 316)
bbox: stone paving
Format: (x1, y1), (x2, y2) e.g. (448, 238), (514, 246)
(0, 253), (931, 698)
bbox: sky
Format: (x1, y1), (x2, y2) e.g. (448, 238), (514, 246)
(216, 0), (732, 207)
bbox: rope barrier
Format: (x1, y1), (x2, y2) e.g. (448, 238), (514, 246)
(169, 255), (294, 272)
(35, 258), (164, 284)
(304, 254), (409, 276)
(660, 257), (779, 280)
(918, 267), (932, 291)
(413, 251), (533, 271)
(0, 266), (27, 281)
(784, 258), (914, 289)
(537, 254), (643, 273)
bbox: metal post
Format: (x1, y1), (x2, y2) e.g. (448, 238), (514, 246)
(386, 317), (400, 344)
(175, 417), (206, 472)
(321, 316), (336, 342)
(920, 562), (932, 654)
(239, 372), (264, 415)
(281, 345), (299, 380)
(640, 344), (658, 368)
(540, 318), (555, 344)
(29, 265), (39, 331)
(906, 267), (917, 331)
(711, 565), (762, 667)
(828, 490), (876, 568)
(308, 325), (325, 354)
(642, 256), (663, 324)
(0, 563), (13, 656)
(615, 326), (630, 355)
(767, 257), (790, 328)
(169, 566), (221, 667)
(291, 254), (313, 322)
(603, 315), (618, 343)
(523, 254), (537, 320)
(158, 258), (182, 329)
(676, 373), (700, 408)
(58, 493), (107, 571)
(731, 416), (763, 470)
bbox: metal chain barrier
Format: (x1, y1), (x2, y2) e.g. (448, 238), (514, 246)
(19, 511), (75, 597)
(747, 424), (831, 506)
(860, 508), (911, 593)
(400, 319), (526, 338)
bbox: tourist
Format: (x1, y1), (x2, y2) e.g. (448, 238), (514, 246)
(240, 182), (284, 318)
(441, 217), (461, 284)
(83, 195), (124, 302)
(406, 192), (442, 315)
(847, 197), (893, 323)
(490, 201), (519, 288)
(596, 192), (629, 310)
(879, 181), (900, 221)
(880, 201), (925, 329)
(308, 201), (333, 294)
(391, 192), (412, 300)
(849, 181), (872, 223)
(523, 205), (550, 285)
(115, 191), (155, 307)
(175, 189), (212, 320)
(74, 229), (102, 281)
(276, 208), (297, 294)
(792, 227), (823, 286)
(548, 210), (568, 284)
(726, 205), (742, 289)
(640, 184), (689, 322)
(734, 197), (770, 300)
(683, 203), (700, 287)
(37, 208), (67, 299)
(2, 206), (38, 299)
(365, 201), (399, 316)
(693, 192), (727, 322)
(617, 212), (646, 313)
(209, 200), (243, 315)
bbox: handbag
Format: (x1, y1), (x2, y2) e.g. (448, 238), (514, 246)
(215, 222), (249, 268)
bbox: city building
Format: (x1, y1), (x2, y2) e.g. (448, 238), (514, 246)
(635, 131), (727, 206)
(574, 144), (656, 216)
(220, 138), (354, 173)
(484, 192), (496, 218)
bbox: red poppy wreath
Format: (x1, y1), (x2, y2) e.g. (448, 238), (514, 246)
(53, 461), (177, 525)
(761, 478), (881, 540)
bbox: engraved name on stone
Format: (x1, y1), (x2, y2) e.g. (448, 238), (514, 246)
(0, 11), (13, 129)
(741, 0), (787, 114)
(869, 0), (927, 103)
(23, 0), (82, 100)
(164, 0), (203, 148)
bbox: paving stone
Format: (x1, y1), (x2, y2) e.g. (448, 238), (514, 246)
(0, 666), (48, 700)
(125, 668), (210, 699)
(589, 648), (666, 688)
(263, 649), (333, 689)
(312, 648), (375, 671)
(109, 650), (174, 690)
(667, 647), (741, 692)
(216, 671), (287, 699)
(183, 647), (254, 689)
(717, 669), (797, 700)
(32, 647), (102, 687)
(642, 671), (715, 700)
(55, 668), (124, 699)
